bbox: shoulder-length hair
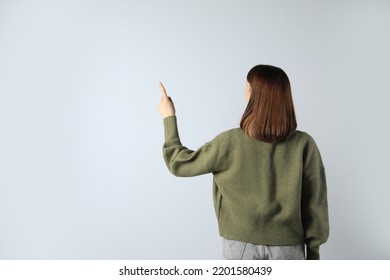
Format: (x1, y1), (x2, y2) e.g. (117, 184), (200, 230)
(240, 65), (297, 143)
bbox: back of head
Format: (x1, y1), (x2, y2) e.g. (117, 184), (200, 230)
(240, 65), (297, 143)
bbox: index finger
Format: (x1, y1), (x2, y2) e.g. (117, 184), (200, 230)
(159, 82), (168, 99)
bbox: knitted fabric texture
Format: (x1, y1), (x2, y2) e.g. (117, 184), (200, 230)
(162, 116), (329, 260)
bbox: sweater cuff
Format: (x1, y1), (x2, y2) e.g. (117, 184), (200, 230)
(306, 245), (320, 260)
(163, 116), (180, 143)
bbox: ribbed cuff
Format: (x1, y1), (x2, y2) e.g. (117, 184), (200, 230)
(163, 116), (180, 144)
(306, 245), (320, 260)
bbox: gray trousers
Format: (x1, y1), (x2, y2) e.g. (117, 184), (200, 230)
(222, 238), (305, 260)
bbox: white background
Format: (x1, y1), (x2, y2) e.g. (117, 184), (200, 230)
(0, 0), (389, 259)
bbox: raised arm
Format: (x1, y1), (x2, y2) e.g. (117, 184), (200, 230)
(157, 82), (224, 177)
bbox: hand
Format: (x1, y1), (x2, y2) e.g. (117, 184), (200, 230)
(158, 82), (176, 118)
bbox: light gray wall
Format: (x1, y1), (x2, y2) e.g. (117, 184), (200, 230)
(0, 0), (389, 259)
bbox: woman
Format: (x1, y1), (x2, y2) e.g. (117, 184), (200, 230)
(157, 65), (329, 260)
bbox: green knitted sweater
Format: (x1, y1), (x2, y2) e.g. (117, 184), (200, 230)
(162, 116), (329, 260)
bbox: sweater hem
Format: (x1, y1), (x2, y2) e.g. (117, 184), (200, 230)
(219, 231), (305, 246)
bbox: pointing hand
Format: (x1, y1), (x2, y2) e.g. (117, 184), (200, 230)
(158, 82), (176, 118)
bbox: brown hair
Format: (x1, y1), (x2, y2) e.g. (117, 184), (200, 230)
(240, 65), (297, 143)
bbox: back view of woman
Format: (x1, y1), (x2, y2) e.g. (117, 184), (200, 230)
(157, 65), (329, 260)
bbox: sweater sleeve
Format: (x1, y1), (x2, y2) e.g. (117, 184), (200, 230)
(162, 116), (222, 177)
(301, 138), (330, 260)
